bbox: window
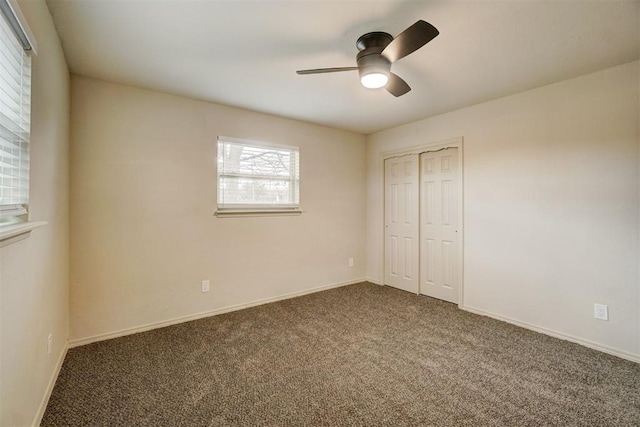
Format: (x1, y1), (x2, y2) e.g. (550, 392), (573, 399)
(217, 137), (300, 214)
(0, 0), (33, 220)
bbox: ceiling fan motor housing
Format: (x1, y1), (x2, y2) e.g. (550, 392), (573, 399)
(356, 31), (393, 51)
(357, 49), (391, 80)
(356, 32), (393, 80)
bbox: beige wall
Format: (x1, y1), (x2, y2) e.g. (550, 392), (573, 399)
(0, 1), (70, 425)
(367, 61), (640, 360)
(69, 76), (366, 342)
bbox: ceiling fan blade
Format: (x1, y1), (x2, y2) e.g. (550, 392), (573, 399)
(386, 73), (411, 97)
(296, 67), (359, 75)
(382, 20), (439, 63)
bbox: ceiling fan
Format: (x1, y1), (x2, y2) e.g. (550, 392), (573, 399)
(296, 20), (439, 97)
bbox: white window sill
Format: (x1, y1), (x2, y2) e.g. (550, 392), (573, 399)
(215, 209), (302, 218)
(0, 221), (47, 248)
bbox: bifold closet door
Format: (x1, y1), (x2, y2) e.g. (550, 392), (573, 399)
(419, 148), (459, 303)
(384, 154), (419, 294)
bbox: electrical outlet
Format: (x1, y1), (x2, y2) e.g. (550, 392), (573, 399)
(201, 280), (210, 293)
(47, 333), (52, 357)
(594, 303), (608, 321)
(348, 257), (354, 267)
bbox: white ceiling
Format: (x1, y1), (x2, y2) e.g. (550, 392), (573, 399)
(46, 0), (639, 134)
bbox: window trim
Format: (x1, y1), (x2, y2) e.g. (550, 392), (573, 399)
(0, 0), (44, 247)
(0, 219), (45, 247)
(0, 0), (34, 223)
(0, 0), (37, 54)
(214, 209), (302, 218)
(215, 136), (301, 217)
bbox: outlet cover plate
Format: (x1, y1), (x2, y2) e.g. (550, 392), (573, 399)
(201, 280), (210, 293)
(594, 303), (608, 321)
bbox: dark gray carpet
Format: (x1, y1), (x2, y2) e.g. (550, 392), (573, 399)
(42, 282), (639, 426)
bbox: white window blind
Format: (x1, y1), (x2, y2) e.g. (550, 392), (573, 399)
(217, 137), (300, 211)
(0, 1), (31, 218)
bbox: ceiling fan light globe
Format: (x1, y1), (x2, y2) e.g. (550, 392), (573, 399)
(361, 72), (389, 89)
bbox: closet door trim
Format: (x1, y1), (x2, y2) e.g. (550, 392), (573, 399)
(379, 137), (464, 308)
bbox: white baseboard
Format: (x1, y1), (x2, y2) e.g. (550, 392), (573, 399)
(366, 277), (382, 285)
(462, 304), (640, 364)
(69, 278), (366, 348)
(32, 342), (68, 427)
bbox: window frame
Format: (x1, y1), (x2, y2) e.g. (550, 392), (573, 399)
(0, 0), (35, 223)
(0, 0), (43, 247)
(215, 136), (301, 217)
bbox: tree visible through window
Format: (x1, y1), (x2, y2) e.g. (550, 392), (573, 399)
(217, 137), (299, 211)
